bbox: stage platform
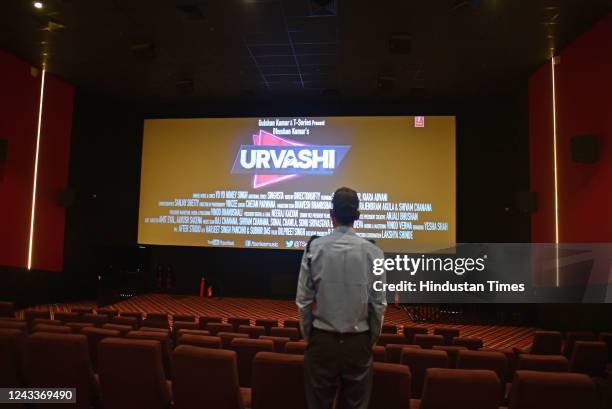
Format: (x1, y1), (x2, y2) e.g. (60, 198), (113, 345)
(21, 293), (536, 350)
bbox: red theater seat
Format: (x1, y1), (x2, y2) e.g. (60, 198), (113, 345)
(270, 326), (300, 340)
(432, 345), (468, 368)
(102, 323), (133, 336)
(370, 362), (411, 409)
(228, 317), (251, 332)
(31, 318), (62, 327)
(529, 331), (563, 355)
(81, 326), (121, 371)
(456, 350), (509, 382)
(508, 370), (595, 409)
(418, 368), (500, 409)
(598, 332), (612, 362)
(65, 322), (95, 333)
(173, 314), (195, 322)
(24, 309), (51, 324)
(238, 324), (267, 339)
(177, 334), (222, 349)
(400, 348), (449, 398)
(0, 328), (25, 387)
(373, 345), (386, 362)
(516, 354), (569, 373)
(569, 341), (608, 377)
(111, 316), (138, 329)
(255, 319), (278, 335)
(147, 312), (169, 321)
(142, 312), (170, 329)
(230, 338), (275, 387)
(0, 319), (28, 333)
(120, 311), (143, 326)
(433, 326), (460, 345)
(176, 328), (210, 339)
(283, 319), (302, 337)
(199, 316), (223, 330)
(54, 311), (80, 322)
(386, 344), (421, 364)
(96, 308), (119, 317)
(80, 313), (109, 327)
(0, 301), (15, 317)
(174, 321), (199, 333)
(563, 331), (597, 357)
(208, 322), (233, 335)
(414, 334), (445, 349)
(252, 352), (307, 409)
(260, 336), (291, 352)
(219, 332), (250, 349)
(140, 326), (171, 335)
(285, 341), (308, 355)
(403, 326), (429, 344)
(382, 323), (398, 334)
(71, 307), (94, 315)
(451, 336), (484, 350)
(32, 324), (71, 334)
(172, 345), (247, 409)
(377, 333), (408, 347)
(127, 330), (173, 379)
(24, 332), (98, 409)
(98, 337), (171, 409)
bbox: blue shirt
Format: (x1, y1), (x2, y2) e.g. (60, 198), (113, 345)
(295, 226), (387, 344)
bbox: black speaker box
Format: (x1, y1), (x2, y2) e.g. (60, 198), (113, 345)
(571, 135), (599, 163)
(0, 139), (7, 162)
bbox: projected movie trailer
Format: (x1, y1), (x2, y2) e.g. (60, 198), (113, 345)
(138, 116), (455, 252)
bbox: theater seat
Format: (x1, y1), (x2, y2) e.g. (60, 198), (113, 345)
(230, 338), (275, 387)
(403, 326), (428, 344)
(65, 322), (95, 333)
(252, 352), (307, 409)
(285, 341), (308, 355)
(373, 345), (386, 362)
(218, 331), (250, 349)
(451, 337), (484, 350)
(102, 323), (133, 336)
(71, 307), (94, 315)
(96, 309), (119, 318)
(120, 311), (143, 326)
(414, 334), (445, 349)
(0, 319), (28, 333)
(54, 311), (80, 322)
(270, 326), (300, 340)
(386, 344), (421, 363)
(110, 316), (138, 329)
(400, 348), (448, 398)
(238, 324), (266, 339)
(377, 333), (408, 346)
(433, 327), (460, 345)
(31, 318), (63, 327)
(174, 320), (199, 333)
(173, 314), (195, 322)
(260, 336), (291, 352)
(432, 345), (467, 368)
(80, 313), (109, 327)
(529, 331), (563, 355)
(598, 332), (612, 363)
(177, 334), (222, 349)
(569, 341), (608, 377)
(255, 319), (278, 335)
(228, 317), (251, 332)
(176, 329), (211, 339)
(172, 345), (246, 409)
(32, 324), (71, 334)
(143, 312), (169, 329)
(24, 332), (98, 409)
(199, 316), (223, 330)
(24, 309), (51, 326)
(563, 331), (596, 358)
(0, 328), (25, 387)
(516, 354), (569, 373)
(98, 337), (171, 409)
(208, 322), (233, 335)
(508, 370), (595, 409)
(418, 368), (500, 409)
(81, 326), (121, 371)
(456, 349), (508, 401)
(127, 330), (173, 379)
(370, 362), (411, 409)
(382, 323), (398, 334)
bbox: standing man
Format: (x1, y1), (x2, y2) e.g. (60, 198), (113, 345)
(296, 187), (387, 409)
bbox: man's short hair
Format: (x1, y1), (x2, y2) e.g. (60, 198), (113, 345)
(332, 187), (359, 225)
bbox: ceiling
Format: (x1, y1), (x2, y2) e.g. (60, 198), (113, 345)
(1, 0), (610, 104)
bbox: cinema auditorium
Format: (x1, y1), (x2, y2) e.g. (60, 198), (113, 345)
(1, 1), (611, 409)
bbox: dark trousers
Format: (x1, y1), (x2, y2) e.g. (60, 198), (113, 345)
(304, 328), (373, 409)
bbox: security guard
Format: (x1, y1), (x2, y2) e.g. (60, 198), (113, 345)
(296, 187), (387, 409)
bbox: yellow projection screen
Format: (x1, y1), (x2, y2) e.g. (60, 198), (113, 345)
(138, 116), (455, 252)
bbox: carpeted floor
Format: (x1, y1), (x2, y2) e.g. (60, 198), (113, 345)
(21, 293), (536, 350)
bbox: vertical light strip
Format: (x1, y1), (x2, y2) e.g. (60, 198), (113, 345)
(550, 56), (560, 287)
(27, 68), (46, 270)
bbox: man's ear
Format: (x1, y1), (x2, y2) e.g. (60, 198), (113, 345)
(354, 210), (360, 221)
(329, 209), (334, 219)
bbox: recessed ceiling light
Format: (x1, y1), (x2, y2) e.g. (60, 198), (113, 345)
(33, 1), (43, 9)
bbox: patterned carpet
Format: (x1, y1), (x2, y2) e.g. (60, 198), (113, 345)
(21, 293), (536, 350)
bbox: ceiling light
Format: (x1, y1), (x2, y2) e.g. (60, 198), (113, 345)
(33, 1), (43, 9)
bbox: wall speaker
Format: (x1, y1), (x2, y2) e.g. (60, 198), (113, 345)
(57, 188), (75, 208)
(0, 139), (7, 162)
(571, 135), (599, 164)
(515, 191), (538, 214)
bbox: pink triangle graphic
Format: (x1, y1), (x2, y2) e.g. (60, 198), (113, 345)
(251, 130), (309, 189)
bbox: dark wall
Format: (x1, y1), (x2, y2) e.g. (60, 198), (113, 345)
(61, 91), (531, 300)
